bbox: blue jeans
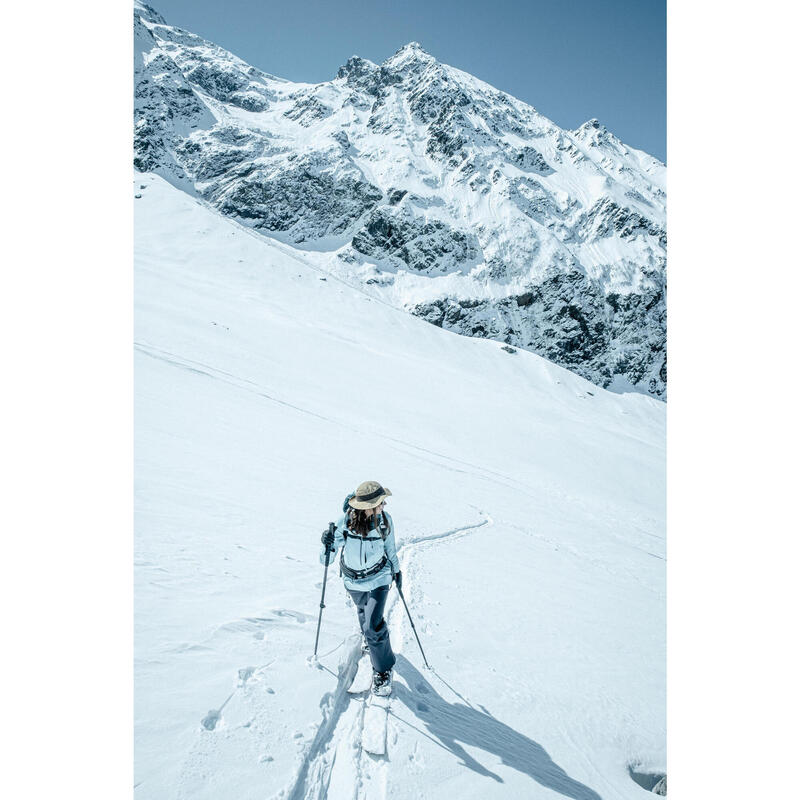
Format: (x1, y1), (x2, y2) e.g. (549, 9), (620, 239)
(348, 584), (396, 673)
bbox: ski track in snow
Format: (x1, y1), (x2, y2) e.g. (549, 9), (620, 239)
(284, 643), (363, 800)
(135, 341), (337, 425)
(136, 338), (556, 506)
(282, 513), (491, 800)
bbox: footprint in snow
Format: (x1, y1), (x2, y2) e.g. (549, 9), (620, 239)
(238, 666), (256, 684)
(273, 608), (311, 623)
(201, 709), (221, 731)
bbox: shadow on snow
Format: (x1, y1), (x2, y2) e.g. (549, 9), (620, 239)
(392, 655), (602, 800)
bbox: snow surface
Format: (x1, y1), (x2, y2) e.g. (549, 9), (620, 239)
(135, 173), (665, 799)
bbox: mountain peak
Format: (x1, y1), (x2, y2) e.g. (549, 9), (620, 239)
(574, 118), (620, 147)
(383, 41), (437, 68)
(578, 118), (606, 133)
(336, 54), (378, 82)
(399, 41), (428, 54)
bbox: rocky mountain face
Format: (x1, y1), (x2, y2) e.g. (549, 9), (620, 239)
(134, 2), (667, 397)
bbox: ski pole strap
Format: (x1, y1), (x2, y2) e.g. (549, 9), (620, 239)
(339, 553), (388, 581)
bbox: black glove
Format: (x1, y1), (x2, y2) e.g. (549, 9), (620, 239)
(393, 570), (402, 590)
(321, 527), (335, 550)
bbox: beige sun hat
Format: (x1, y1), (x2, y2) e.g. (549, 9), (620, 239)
(348, 480), (393, 510)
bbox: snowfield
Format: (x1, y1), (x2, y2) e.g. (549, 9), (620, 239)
(135, 173), (665, 799)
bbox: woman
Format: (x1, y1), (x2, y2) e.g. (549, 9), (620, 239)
(320, 480), (402, 696)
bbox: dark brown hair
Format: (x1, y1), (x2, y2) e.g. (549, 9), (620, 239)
(346, 508), (384, 537)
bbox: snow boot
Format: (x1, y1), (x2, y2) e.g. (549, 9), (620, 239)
(372, 669), (392, 696)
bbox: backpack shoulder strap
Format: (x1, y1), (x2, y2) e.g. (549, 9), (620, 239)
(379, 511), (390, 540)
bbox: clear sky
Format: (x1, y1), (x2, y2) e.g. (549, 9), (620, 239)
(146, 0), (666, 162)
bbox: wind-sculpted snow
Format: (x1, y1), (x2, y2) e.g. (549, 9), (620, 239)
(133, 3), (667, 396)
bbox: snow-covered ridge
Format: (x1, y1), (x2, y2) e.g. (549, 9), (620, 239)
(134, 3), (666, 397)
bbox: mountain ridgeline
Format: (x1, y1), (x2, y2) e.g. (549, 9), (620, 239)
(134, 2), (666, 397)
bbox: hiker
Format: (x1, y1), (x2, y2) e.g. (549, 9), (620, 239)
(320, 481), (401, 695)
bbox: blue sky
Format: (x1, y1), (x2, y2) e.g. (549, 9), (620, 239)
(147, 0), (666, 162)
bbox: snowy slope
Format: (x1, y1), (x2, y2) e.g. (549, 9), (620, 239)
(135, 173), (665, 799)
(134, 2), (667, 398)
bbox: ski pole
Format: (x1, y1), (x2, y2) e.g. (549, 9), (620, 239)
(395, 582), (431, 669)
(313, 522), (335, 658)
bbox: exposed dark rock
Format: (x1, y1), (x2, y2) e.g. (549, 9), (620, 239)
(133, 20), (215, 174)
(516, 293), (533, 307)
(284, 95), (332, 125)
(187, 62), (247, 97)
(510, 146), (554, 175)
(230, 92), (268, 112)
(212, 164), (383, 240)
(578, 197), (666, 248)
(352, 208), (480, 273)
(337, 56), (403, 96)
(411, 269), (666, 396)
(337, 56), (377, 84)
(387, 189), (407, 205)
(507, 177), (570, 227)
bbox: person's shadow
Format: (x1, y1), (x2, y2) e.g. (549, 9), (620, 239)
(392, 656), (602, 800)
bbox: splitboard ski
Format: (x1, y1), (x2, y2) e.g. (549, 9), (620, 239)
(348, 653), (372, 694)
(348, 652), (390, 755)
(362, 694), (390, 755)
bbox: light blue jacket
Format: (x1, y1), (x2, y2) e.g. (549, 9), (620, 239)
(320, 511), (400, 592)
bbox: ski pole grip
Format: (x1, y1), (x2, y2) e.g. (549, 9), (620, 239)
(324, 521), (336, 555)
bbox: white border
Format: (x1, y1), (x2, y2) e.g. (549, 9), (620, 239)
(2, 1), (132, 795)
(669, 1), (798, 796)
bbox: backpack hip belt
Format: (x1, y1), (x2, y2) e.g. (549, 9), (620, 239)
(340, 553), (388, 581)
